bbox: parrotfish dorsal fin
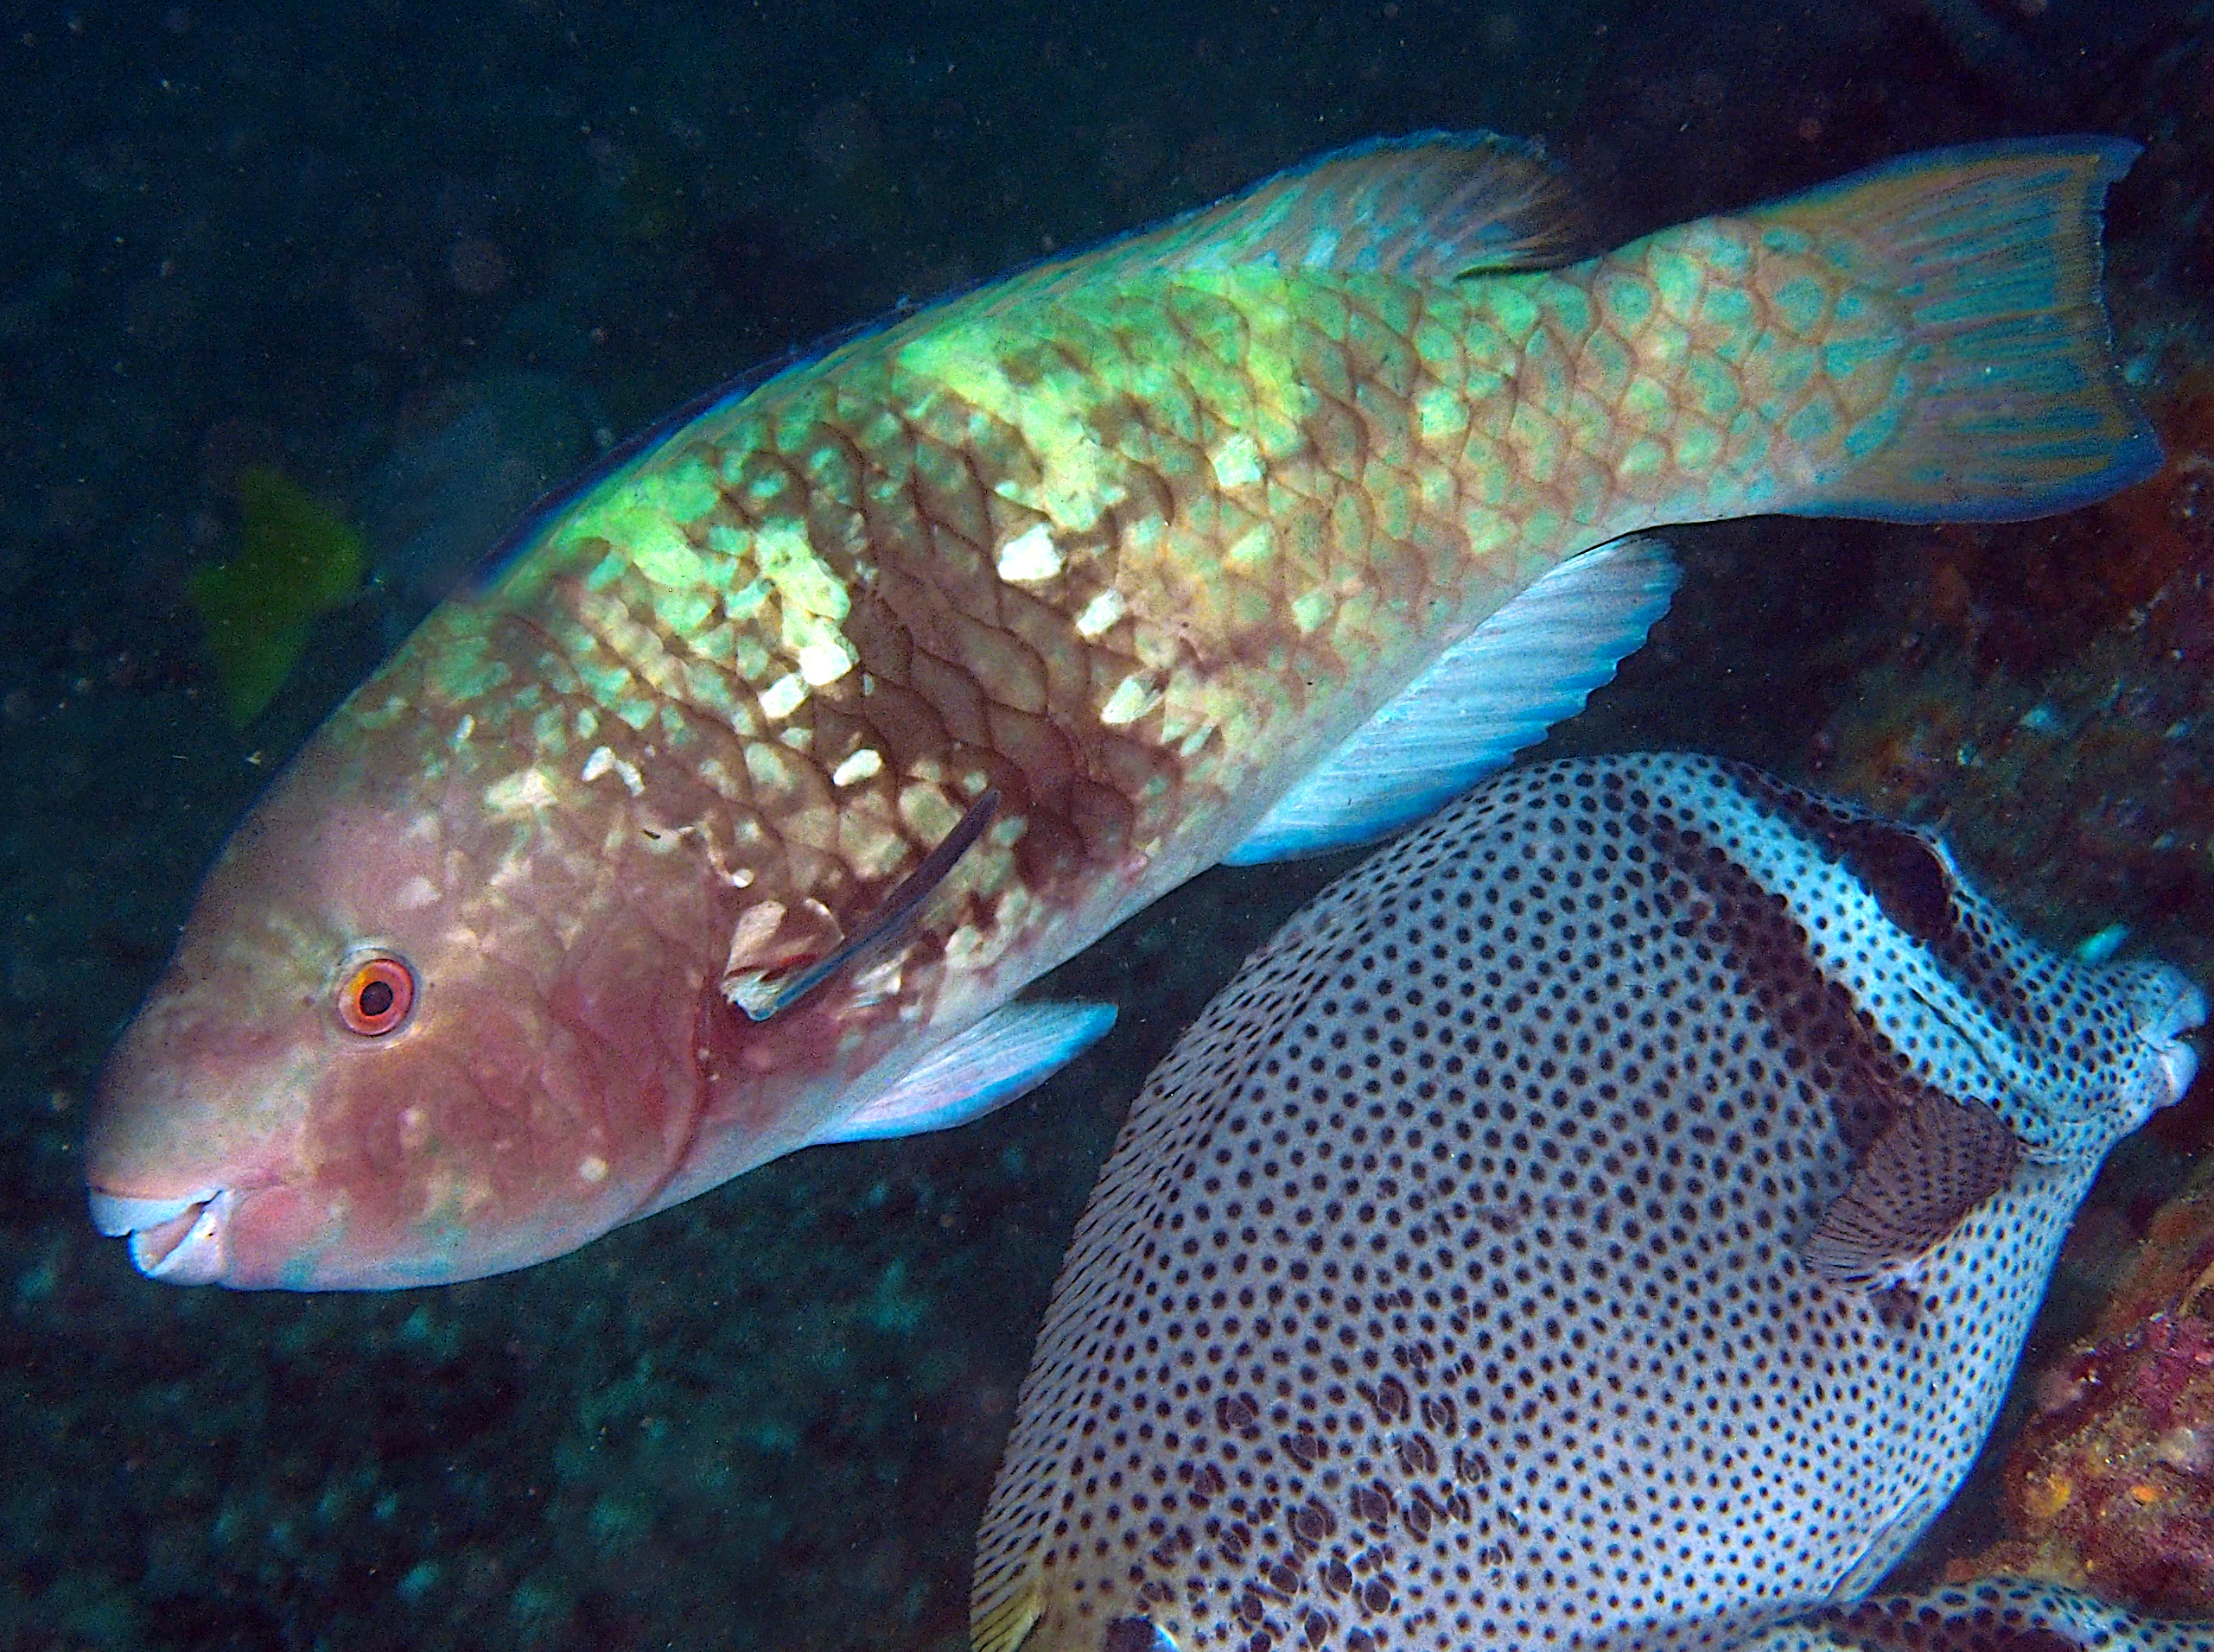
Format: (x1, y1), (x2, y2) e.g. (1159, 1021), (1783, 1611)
(1803, 1093), (2021, 1287)
(1225, 536), (1679, 863)
(1142, 130), (1587, 280)
(724, 788), (1000, 1020)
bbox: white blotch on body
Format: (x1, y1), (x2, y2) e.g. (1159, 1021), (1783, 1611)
(581, 745), (645, 796)
(798, 639), (856, 685)
(760, 673), (809, 720)
(1210, 432), (1264, 489)
(1099, 673), (1161, 726)
(997, 523), (1066, 583)
(1073, 588), (1126, 639)
(484, 768), (558, 815)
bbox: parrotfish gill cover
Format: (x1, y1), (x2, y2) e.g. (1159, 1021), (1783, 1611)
(88, 130), (2155, 1287)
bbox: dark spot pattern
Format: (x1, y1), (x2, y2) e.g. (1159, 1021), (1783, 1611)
(973, 754), (2198, 1652)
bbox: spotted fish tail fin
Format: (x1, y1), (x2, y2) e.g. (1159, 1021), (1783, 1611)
(1745, 137), (2159, 523)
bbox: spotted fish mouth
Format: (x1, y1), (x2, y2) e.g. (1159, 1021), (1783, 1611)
(2147, 975), (2208, 1101)
(87, 1188), (233, 1284)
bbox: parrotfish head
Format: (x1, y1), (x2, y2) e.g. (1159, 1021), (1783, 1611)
(85, 734), (753, 1289)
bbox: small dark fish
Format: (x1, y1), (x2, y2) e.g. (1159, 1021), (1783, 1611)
(975, 753), (2202, 1652)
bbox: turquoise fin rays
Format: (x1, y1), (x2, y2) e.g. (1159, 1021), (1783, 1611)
(1225, 536), (1680, 864)
(1748, 137), (2160, 522)
(811, 1001), (1117, 1145)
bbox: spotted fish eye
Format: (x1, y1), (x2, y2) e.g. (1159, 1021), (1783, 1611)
(334, 951), (417, 1037)
(1837, 821), (1956, 952)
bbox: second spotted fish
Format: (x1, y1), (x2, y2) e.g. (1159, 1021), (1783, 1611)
(974, 753), (2204, 1652)
(92, 133), (2154, 1287)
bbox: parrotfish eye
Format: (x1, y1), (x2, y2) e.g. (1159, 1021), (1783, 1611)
(335, 952), (417, 1037)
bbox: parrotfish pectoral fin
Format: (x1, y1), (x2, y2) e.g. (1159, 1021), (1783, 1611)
(726, 788), (1000, 1021)
(1225, 536), (1680, 864)
(1801, 1093), (2021, 1287)
(1755, 137), (2159, 522)
(811, 1001), (1117, 1144)
(1144, 130), (1587, 277)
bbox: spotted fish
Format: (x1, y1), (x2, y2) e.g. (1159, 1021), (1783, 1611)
(91, 132), (2155, 1287)
(972, 753), (2203, 1652)
(1758, 1577), (2214, 1652)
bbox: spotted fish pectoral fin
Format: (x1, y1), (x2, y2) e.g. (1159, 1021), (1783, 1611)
(725, 788), (1000, 1021)
(809, 1001), (1117, 1145)
(1802, 1093), (2021, 1287)
(1225, 536), (1679, 864)
(971, 1579), (1042, 1652)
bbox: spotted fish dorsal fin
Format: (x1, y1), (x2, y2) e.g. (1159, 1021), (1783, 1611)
(1225, 536), (1680, 864)
(1803, 1094), (2022, 1287)
(971, 1579), (1043, 1652)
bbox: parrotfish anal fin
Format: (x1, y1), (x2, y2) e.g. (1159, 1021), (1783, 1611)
(1110, 131), (1586, 282)
(811, 1001), (1117, 1145)
(1225, 537), (1680, 865)
(1802, 1093), (2021, 1287)
(1749, 137), (2158, 522)
(725, 788), (1000, 1021)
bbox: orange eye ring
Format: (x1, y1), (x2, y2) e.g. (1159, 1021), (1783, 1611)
(336, 953), (417, 1037)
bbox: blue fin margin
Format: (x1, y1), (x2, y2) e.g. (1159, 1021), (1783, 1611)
(1225, 535), (1680, 864)
(811, 1001), (1118, 1145)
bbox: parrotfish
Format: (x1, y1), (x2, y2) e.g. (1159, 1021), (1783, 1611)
(1759, 1577), (2214, 1652)
(90, 132), (2157, 1288)
(972, 753), (2203, 1652)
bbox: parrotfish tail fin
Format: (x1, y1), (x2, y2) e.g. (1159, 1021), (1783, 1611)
(1746, 137), (2159, 522)
(187, 466), (368, 724)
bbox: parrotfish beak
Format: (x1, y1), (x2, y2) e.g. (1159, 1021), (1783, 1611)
(87, 1187), (235, 1285)
(84, 952), (322, 1289)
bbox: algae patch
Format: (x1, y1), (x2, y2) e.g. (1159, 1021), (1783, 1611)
(188, 466), (366, 722)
